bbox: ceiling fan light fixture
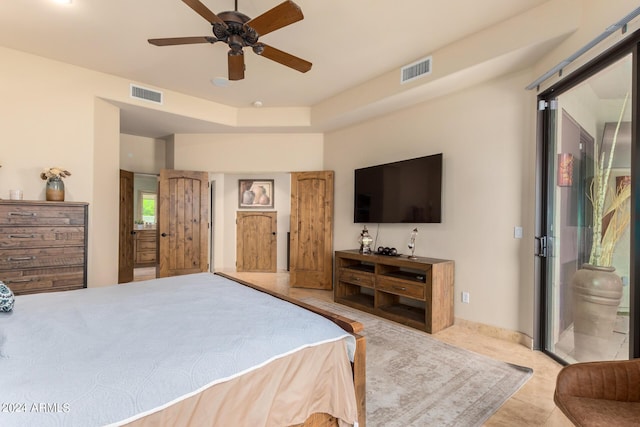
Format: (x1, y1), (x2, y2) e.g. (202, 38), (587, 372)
(211, 77), (230, 87)
(151, 0), (311, 81)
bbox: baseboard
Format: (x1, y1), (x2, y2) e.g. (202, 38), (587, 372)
(454, 317), (533, 349)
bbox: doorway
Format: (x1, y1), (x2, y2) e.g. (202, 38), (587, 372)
(537, 49), (637, 363)
(119, 171), (159, 283)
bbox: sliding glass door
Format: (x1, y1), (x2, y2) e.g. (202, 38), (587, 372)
(538, 44), (638, 363)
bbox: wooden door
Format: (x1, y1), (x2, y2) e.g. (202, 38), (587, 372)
(158, 169), (209, 277)
(236, 211), (277, 272)
(289, 171), (334, 289)
(118, 169), (135, 283)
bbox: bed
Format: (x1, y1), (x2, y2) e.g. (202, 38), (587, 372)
(0, 272), (366, 427)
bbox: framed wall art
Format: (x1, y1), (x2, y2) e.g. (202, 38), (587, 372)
(238, 179), (274, 209)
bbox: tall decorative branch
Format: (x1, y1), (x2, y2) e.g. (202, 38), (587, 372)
(588, 92), (629, 266)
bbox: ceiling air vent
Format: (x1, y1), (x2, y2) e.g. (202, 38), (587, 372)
(130, 84), (163, 105)
(400, 56), (432, 84)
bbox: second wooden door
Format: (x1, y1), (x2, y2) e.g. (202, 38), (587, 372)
(158, 169), (209, 277)
(289, 171), (334, 289)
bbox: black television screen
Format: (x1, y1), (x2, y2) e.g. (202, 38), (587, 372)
(354, 153), (442, 223)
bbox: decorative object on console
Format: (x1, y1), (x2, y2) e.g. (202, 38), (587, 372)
(0, 281), (15, 312)
(376, 246), (398, 256)
(359, 225), (373, 254)
(408, 227), (418, 259)
(41, 167), (71, 202)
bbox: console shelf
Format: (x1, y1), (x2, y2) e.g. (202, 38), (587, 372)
(334, 249), (454, 333)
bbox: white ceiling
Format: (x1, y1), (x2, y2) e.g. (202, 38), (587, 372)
(0, 0), (552, 137)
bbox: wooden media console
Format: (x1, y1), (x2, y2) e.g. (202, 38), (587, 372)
(334, 249), (455, 333)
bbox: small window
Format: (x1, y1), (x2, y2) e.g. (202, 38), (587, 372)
(139, 191), (157, 224)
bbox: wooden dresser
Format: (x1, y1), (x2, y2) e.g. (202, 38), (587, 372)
(134, 229), (157, 267)
(0, 200), (88, 295)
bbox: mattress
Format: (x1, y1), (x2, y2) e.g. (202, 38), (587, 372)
(0, 273), (358, 426)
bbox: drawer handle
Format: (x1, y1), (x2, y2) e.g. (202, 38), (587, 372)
(6, 278), (33, 283)
(7, 256), (36, 261)
(392, 285), (407, 291)
(8, 234), (36, 239)
(8, 212), (37, 217)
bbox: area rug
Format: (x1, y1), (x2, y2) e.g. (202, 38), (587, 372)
(300, 298), (533, 427)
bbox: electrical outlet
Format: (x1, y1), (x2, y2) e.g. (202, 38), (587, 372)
(462, 291), (470, 304)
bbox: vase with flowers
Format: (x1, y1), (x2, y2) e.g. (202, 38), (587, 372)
(570, 93), (630, 359)
(41, 167), (71, 201)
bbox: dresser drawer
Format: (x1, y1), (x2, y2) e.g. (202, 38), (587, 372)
(136, 230), (156, 240)
(0, 246), (85, 270)
(137, 251), (156, 263)
(136, 240), (156, 251)
(338, 268), (375, 288)
(1, 266), (85, 295)
(0, 204), (86, 226)
(0, 226), (85, 248)
(377, 276), (425, 300)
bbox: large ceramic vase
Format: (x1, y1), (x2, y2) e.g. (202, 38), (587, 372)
(46, 176), (65, 201)
(571, 263), (623, 360)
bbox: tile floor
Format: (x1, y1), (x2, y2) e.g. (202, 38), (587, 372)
(132, 268), (577, 425)
(214, 270), (574, 427)
(554, 316), (629, 363)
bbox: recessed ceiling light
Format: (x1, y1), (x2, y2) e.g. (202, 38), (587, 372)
(210, 77), (229, 87)
(53, 0), (72, 4)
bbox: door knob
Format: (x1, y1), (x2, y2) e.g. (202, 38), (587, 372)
(130, 231), (137, 235)
(161, 232), (167, 237)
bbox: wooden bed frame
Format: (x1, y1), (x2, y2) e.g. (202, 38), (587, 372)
(216, 272), (366, 427)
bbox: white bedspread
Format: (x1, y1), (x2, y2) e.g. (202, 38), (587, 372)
(0, 273), (355, 426)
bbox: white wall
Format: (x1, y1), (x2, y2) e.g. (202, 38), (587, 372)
(91, 99), (120, 286)
(325, 69), (537, 335)
(220, 173), (291, 271)
(171, 133), (323, 271)
(171, 133), (323, 172)
(120, 134), (167, 174)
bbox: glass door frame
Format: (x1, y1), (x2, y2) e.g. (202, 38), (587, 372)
(535, 30), (640, 362)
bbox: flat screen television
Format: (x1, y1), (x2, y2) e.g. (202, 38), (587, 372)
(354, 153), (442, 223)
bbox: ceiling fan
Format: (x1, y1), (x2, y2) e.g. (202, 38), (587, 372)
(148, 0), (312, 81)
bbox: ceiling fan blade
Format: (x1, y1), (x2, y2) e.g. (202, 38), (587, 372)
(148, 36), (216, 46)
(182, 0), (228, 27)
(257, 43), (311, 73)
(246, 1), (303, 37)
(228, 51), (245, 81)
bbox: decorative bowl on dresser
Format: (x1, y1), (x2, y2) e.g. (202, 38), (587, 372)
(334, 249), (455, 333)
(0, 200), (88, 295)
